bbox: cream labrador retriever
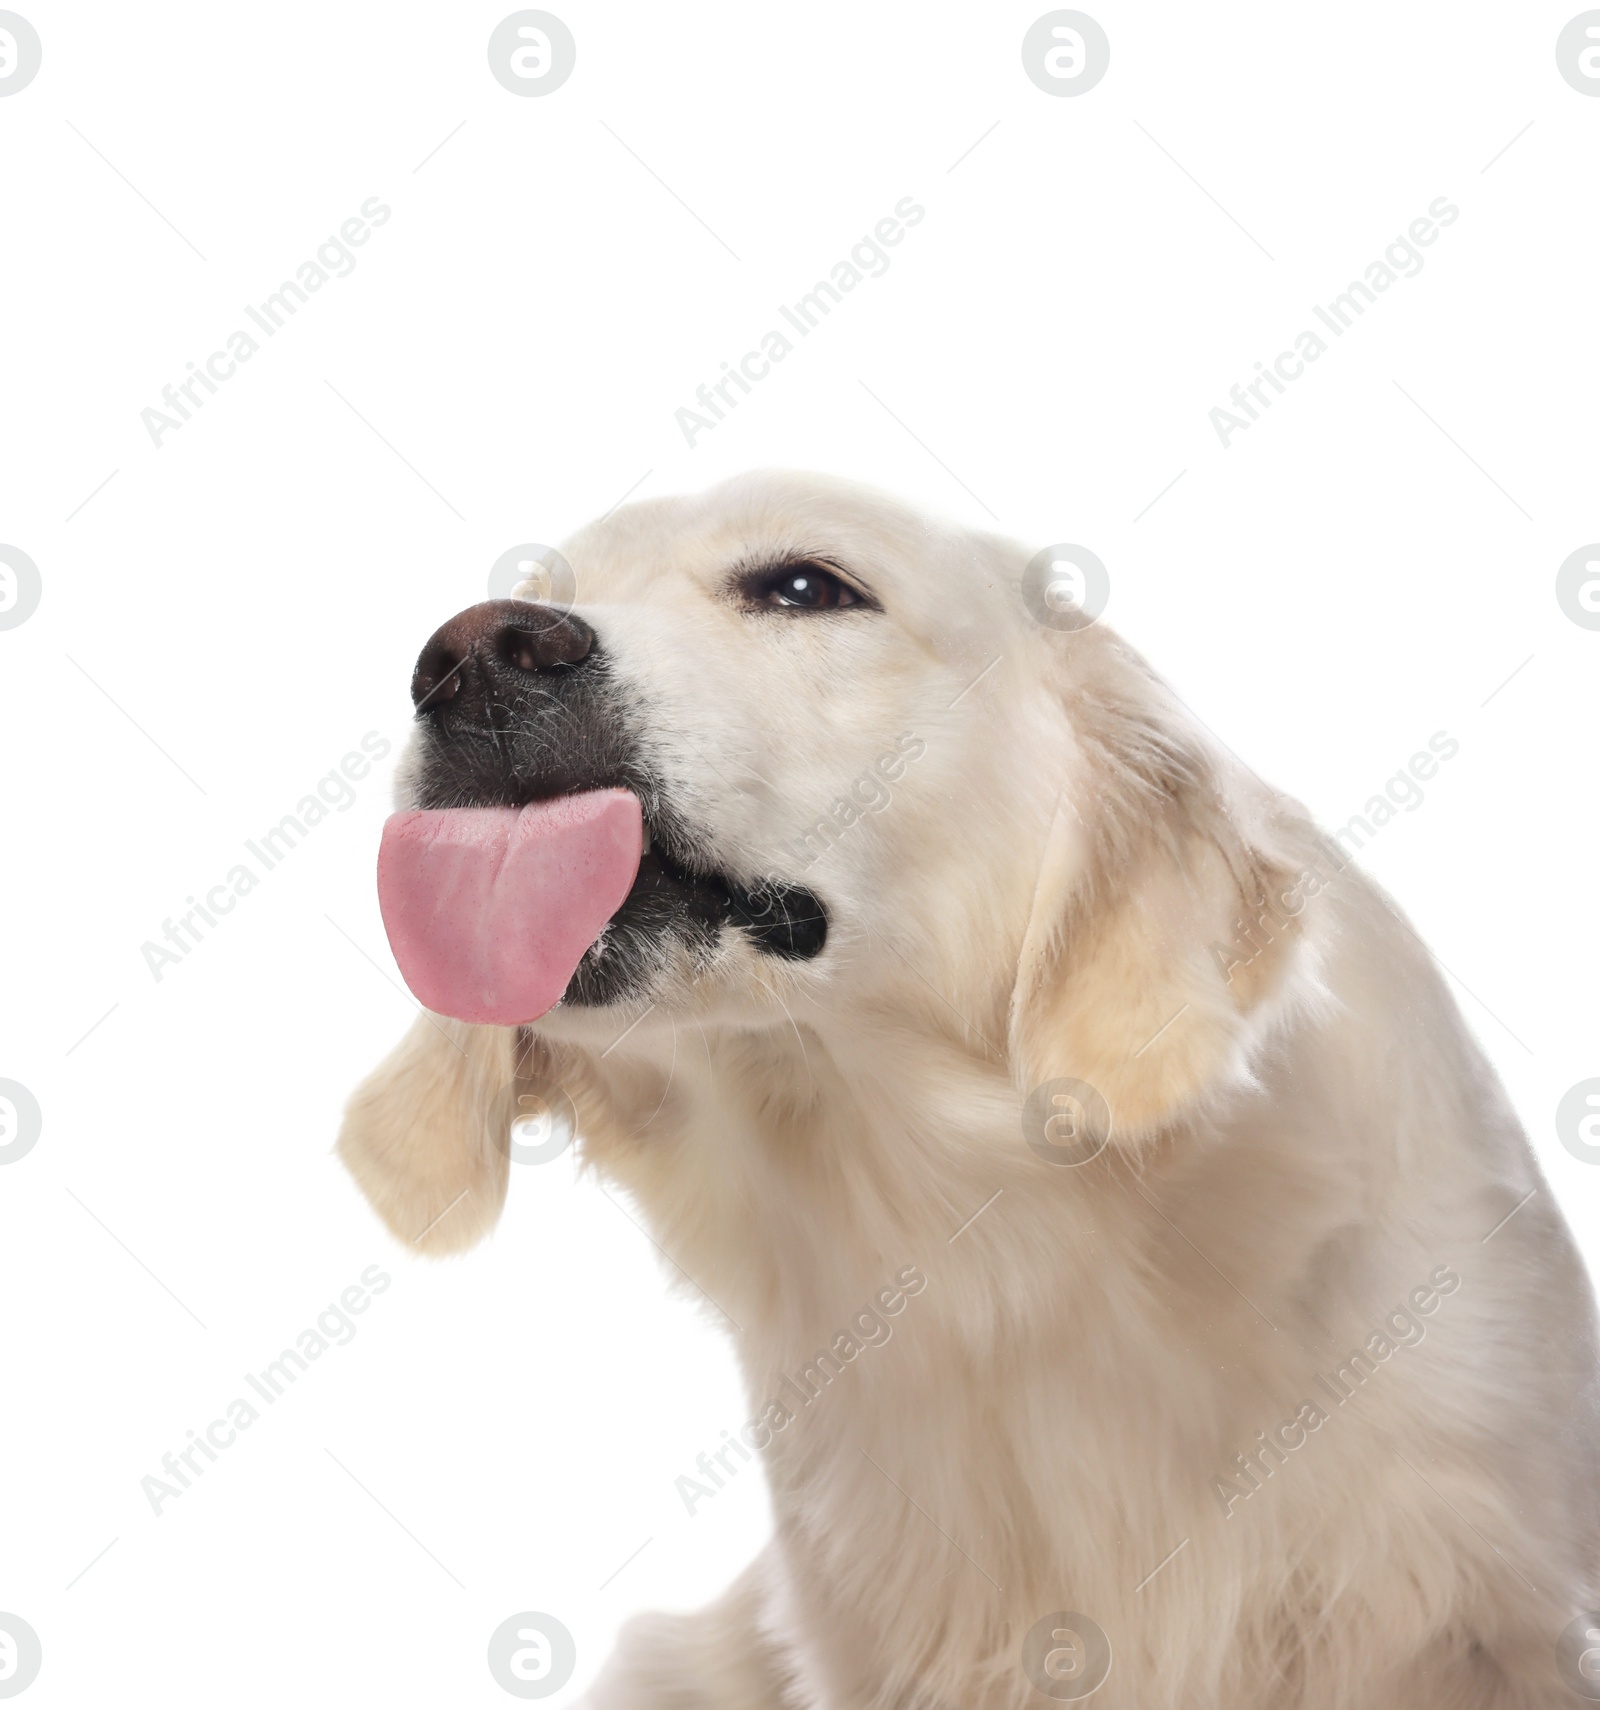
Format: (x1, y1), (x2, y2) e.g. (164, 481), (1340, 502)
(338, 471), (1599, 1708)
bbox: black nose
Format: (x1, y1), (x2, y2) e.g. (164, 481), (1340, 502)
(411, 600), (596, 716)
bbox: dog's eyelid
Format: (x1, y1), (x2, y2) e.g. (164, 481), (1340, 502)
(728, 556), (883, 613)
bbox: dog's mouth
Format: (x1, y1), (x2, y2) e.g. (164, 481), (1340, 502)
(377, 776), (828, 1024)
(383, 610), (828, 1023)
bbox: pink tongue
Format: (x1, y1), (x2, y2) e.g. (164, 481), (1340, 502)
(377, 791), (643, 1025)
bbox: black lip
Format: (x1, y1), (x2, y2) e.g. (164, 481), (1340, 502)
(725, 880), (828, 960)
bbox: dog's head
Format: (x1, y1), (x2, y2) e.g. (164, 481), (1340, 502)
(339, 471), (1314, 1252)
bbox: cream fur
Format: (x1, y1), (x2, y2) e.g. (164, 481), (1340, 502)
(338, 471), (1600, 1708)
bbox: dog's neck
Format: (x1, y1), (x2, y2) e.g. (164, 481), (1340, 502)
(579, 1007), (1150, 1369)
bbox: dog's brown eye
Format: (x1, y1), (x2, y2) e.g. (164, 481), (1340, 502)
(748, 563), (868, 612)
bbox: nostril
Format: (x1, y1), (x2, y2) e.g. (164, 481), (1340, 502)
(411, 644), (464, 710)
(495, 611), (594, 673)
(502, 630), (541, 674)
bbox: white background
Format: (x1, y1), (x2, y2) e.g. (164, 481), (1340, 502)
(2, 2), (1598, 1703)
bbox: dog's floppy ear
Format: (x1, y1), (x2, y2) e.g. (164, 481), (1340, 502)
(1009, 642), (1310, 1146)
(336, 1013), (518, 1255)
